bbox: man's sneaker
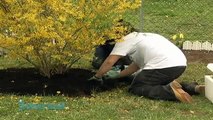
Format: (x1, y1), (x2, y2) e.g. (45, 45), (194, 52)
(195, 85), (205, 94)
(180, 82), (205, 95)
(170, 81), (193, 103)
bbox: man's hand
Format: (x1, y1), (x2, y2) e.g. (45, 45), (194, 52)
(103, 70), (120, 80)
(88, 76), (103, 84)
(85, 76), (104, 94)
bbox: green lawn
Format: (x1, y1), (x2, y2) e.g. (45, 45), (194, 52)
(1, 0), (213, 119)
(126, 0), (213, 41)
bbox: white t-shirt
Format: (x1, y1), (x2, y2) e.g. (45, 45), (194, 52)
(110, 32), (187, 69)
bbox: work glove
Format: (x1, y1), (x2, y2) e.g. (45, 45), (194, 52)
(103, 70), (120, 80)
(85, 75), (104, 95)
(88, 76), (103, 85)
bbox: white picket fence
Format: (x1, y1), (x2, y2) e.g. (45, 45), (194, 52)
(182, 41), (213, 51)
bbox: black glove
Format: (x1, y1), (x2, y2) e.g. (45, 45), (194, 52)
(85, 76), (103, 95)
(88, 76), (103, 84)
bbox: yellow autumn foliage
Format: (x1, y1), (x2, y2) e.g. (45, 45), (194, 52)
(0, 0), (141, 78)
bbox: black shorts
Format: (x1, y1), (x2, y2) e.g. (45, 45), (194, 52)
(131, 66), (186, 87)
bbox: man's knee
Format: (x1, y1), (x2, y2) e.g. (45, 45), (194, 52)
(128, 86), (144, 96)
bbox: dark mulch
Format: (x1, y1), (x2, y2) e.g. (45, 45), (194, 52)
(0, 68), (131, 97)
(0, 50), (212, 97)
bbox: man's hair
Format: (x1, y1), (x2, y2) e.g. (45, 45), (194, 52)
(117, 19), (140, 35)
(102, 19), (139, 45)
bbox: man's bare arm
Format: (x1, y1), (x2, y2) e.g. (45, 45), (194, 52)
(95, 55), (122, 78)
(119, 62), (140, 77)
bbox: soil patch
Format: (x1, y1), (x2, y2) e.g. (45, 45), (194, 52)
(0, 68), (130, 96)
(183, 50), (213, 63)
